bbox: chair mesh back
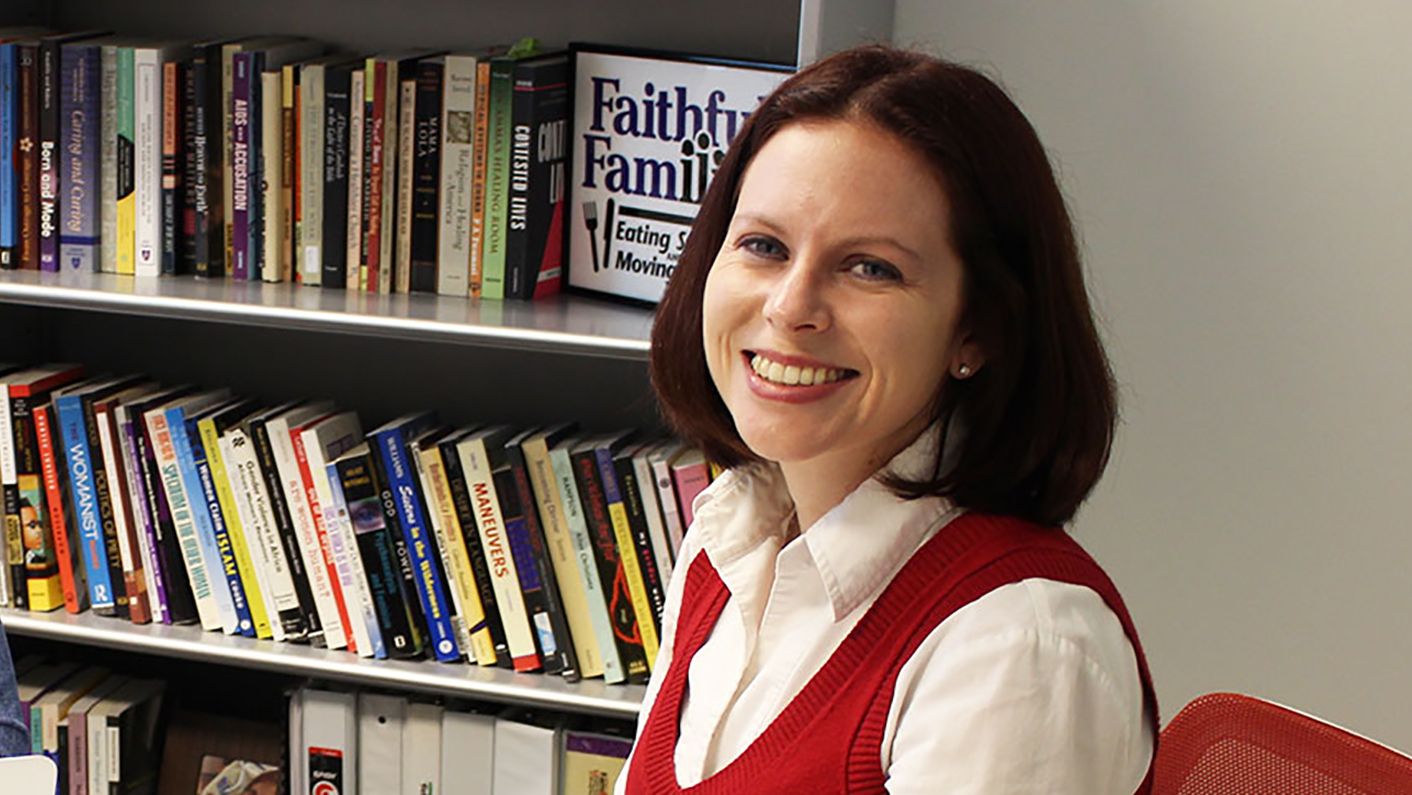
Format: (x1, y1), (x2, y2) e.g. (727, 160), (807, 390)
(1155, 693), (1412, 795)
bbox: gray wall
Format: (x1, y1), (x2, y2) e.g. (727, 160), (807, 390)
(895, 2), (1412, 750)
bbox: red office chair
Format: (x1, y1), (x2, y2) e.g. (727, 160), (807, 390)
(1154, 692), (1412, 794)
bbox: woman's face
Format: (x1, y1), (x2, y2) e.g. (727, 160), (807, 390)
(702, 119), (975, 473)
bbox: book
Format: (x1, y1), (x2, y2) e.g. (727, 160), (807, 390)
(479, 54), (519, 299)
(467, 57), (492, 296)
(131, 387), (201, 625)
(34, 400), (88, 614)
(332, 443), (421, 658)
(570, 435), (649, 683)
(279, 62), (299, 282)
(369, 412), (462, 662)
(345, 65), (364, 289)
(249, 403), (324, 642)
(437, 427), (508, 666)
(66, 673), (130, 795)
(296, 55), (348, 287)
(670, 446), (711, 528)
(615, 442), (666, 639)
(38, 34), (100, 271)
(17, 42), (39, 269)
(29, 666), (109, 764)
(133, 42), (186, 277)
(198, 398), (270, 638)
(0, 41), (17, 268)
(505, 52), (570, 300)
(320, 58), (361, 289)
(595, 431), (660, 668)
(647, 440), (687, 558)
(0, 365), (21, 607)
(393, 67), (416, 293)
(363, 51), (421, 294)
(188, 39), (230, 277)
(561, 729), (632, 795)
(93, 383), (162, 623)
(58, 38), (102, 272)
(161, 58), (182, 274)
(548, 433), (624, 683)
(413, 426), (497, 665)
(176, 396), (251, 636)
(98, 42), (124, 274)
(87, 678), (165, 795)
(413, 56), (447, 294)
(520, 423), (602, 678)
(457, 425), (540, 672)
(504, 426), (577, 678)
(632, 440), (676, 590)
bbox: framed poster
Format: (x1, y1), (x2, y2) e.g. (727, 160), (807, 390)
(567, 45), (792, 304)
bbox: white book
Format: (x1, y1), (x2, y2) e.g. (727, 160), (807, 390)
(94, 400), (139, 618)
(492, 714), (560, 795)
(437, 54), (478, 296)
(296, 689), (358, 795)
(403, 702), (443, 795)
(298, 60), (328, 285)
(440, 710), (494, 795)
(298, 411), (380, 657)
(269, 402), (346, 649)
(221, 417), (301, 638)
(260, 69), (285, 282)
(100, 44), (119, 273)
(395, 77), (416, 294)
(145, 390), (231, 631)
(648, 440), (688, 558)
(633, 442), (676, 589)
(132, 43), (184, 277)
(549, 436), (625, 684)
(346, 67), (366, 290)
(357, 692), (404, 794)
(411, 431), (478, 662)
(456, 425), (538, 670)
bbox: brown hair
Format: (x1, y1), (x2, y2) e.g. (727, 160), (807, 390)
(650, 45), (1117, 527)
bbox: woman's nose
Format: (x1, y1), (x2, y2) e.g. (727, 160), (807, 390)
(762, 258), (831, 333)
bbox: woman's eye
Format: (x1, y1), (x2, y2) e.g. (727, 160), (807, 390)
(740, 235), (785, 259)
(850, 259), (902, 282)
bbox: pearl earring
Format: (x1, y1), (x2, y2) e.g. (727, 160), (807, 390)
(957, 363), (972, 378)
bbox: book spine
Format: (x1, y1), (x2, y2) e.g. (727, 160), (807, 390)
(525, 438), (602, 678)
(280, 67), (296, 282)
(230, 52), (253, 280)
(651, 457), (685, 558)
(298, 64), (322, 285)
(17, 44), (39, 270)
(199, 419), (272, 638)
(507, 57), (568, 300)
(161, 61), (180, 274)
(53, 44), (102, 274)
(82, 396), (129, 619)
(115, 47), (135, 275)
(416, 445), (494, 664)
(318, 458), (381, 657)
(54, 396), (115, 612)
(37, 40), (60, 270)
(0, 45), (17, 268)
(261, 70), (283, 281)
(364, 61), (385, 292)
(336, 452), (417, 657)
(273, 421), (345, 649)
(252, 420), (322, 643)
(0, 386), (18, 607)
(616, 456), (666, 637)
(597, 449), (659, 668)
(94, 407), (150, 622)
(320, 65), (350, 288)
(633, 452), (676, 592)
(496, 461), (572, 677)
(34, 404), (86, 613)
(226, 425), (305, 639)
(190, 430), (255, 636)
(394, 77), (415, 293)
(410, 445), (471, 662)
(376, 64), (397, 295)
(372, 429), (460, 662)
(151, 408), (223, 631)
(133, 49), (164, 276)
(99, 46), (117, 274)
(467, 61), (492, 296)
(173, 411), (242, 631)
(189, 53), (215, 276)
(221, 44), (236, 272)
(247, 57), (265, 281)
(118, 413), (167, 622)
(460, 441), (539, 671)
(480, 58), (515, 299)
(507, 445), (578, 675)
(549, 445), (623, 682)
(12, 396), (62, 611)
(180, 61), (198, 274)
(136, 410), (197, 623)
(344, 68), (364, 290)
(373, 451), (431, 651)
(292, 428), (359, 653)
(571, 448), (649, 682)
(411, 59), (444, 293)
(440, 438), (507, 665)
(439, 57), (478, 298)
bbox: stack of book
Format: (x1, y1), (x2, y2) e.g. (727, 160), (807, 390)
(0, 362), (720, 687)
(0, 30), (567, 299)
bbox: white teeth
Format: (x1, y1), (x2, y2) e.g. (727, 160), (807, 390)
(748, 354), (847, 386)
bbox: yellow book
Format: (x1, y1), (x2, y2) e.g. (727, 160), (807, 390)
(607, 499), (659, 669)
(519, 427), (603, 678)
(198, 414), (274, 639)
(413, 440), (497, 666)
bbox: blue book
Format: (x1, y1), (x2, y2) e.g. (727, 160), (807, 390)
(188, 416), (256, 637)
(59, 41), (101, 272)
(166, 402), (239, 633)
(369, 413), (461, 663)
(0, 43), (16, 267)
(53, 388), (118, 613)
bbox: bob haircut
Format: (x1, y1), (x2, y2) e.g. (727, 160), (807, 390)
(650, 45), (1117, 528)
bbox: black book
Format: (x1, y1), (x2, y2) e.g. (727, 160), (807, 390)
(408, 58), (443, 292)
(189, 41), (226, 277)
(491, 458), (565, 677)
(614, 443), (666, 636)
(249, 406), (322, 643)
(438, 427), (510, 667)
(320, 59), (357, 288)
(366, 441), (432, 650)
(334, 444), (422, 658)
(161, 59), (186, 275)
(132, 388), (199, 624)
(505, 428), (578, 680)
(504, 52), (569, 300)
(179, 58), (200, 273)
(569, 436), (649, 684)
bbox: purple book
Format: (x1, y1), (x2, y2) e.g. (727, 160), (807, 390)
(121, 413), (169, 622)
(230, 51), (253, 280)
(60, 42), (102, 272)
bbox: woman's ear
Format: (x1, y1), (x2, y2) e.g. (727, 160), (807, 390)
(949, 334), (985, 380)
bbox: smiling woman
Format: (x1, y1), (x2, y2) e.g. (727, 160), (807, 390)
(626, 45), (1159, 794)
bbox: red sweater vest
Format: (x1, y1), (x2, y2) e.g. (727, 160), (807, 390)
(624, 513), (1158, 794)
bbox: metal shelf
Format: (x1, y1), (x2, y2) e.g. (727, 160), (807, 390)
(0, 270), (654, 360)
(1, 607), (645, 719)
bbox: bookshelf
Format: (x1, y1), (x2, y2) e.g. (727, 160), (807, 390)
(0, 0), (895, 746)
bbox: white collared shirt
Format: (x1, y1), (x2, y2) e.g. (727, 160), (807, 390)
(618, 432), (1154, 794)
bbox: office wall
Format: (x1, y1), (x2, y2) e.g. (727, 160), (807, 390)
(895, 2), (1412, 749)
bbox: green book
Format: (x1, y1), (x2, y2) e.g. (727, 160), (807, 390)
(480, 40), (538, 300)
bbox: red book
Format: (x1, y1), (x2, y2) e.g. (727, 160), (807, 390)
(33, 403), (84, 613)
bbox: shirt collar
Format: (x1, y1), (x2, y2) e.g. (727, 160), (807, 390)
(691, 424), (957, 622)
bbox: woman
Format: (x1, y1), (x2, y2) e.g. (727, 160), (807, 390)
(622, 45), (1157, 793)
